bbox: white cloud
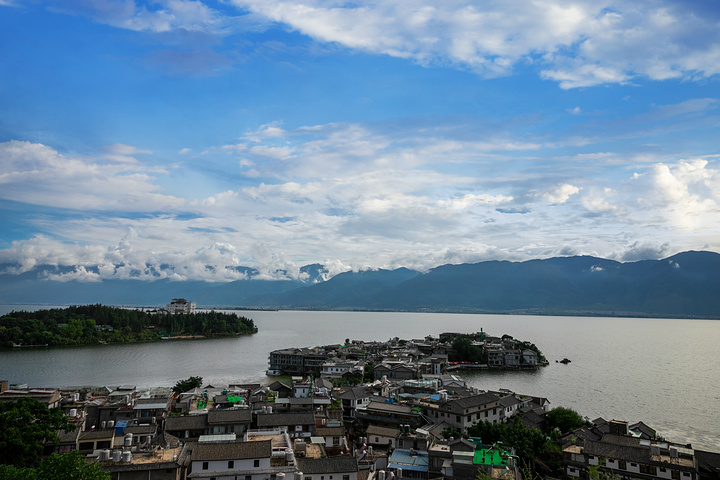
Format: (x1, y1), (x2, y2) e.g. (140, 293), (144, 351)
(0, 140), (184, 211)
(544, 183), (581, 204)
(228, 0), (720, 87)
(2, 120), (720, 281)
(42, 266), (102, 283)
(47, 0), (241, 34)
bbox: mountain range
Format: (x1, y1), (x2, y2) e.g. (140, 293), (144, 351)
(1, 251), (719, 318)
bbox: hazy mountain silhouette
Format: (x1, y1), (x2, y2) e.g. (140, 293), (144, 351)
(1, 251), (719, 318)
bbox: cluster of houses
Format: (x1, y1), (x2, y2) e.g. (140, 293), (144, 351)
(1, 330), (719, 480)
(267, 331), (541, 380)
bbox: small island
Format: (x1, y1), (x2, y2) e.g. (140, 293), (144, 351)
(0, 303), (256, 348)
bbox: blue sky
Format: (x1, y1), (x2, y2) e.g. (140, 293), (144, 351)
(1, 0), (719, 282)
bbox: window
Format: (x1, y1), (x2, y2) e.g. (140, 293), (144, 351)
(246, 476), (252, 480)
(456, 415), (461, 422)
(640, 465), (657, 476)
(672, 471), (680, 480)
(228, 460), (234, 469)
(333, 437), (340, 445)
(202, 462), (209, 470)
(343, 476), (350, 480)
(254, 459), (260, 468)
(618, 460), (626, 470)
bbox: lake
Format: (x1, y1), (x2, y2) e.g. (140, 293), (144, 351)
(1, 306), (718, 451)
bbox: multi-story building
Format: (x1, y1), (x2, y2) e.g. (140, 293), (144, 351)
(166, 298), (196, 314)
(563, 422), (698, 480)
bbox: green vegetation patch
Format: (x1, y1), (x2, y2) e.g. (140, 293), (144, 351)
(0, 304), (256, 348)
(473, 447), (509, 466)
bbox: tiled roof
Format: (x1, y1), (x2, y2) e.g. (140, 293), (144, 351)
(366, 425), (401, 438)
(124, 424), (158, 435)
(164, 414), (208, 431)
(584, 435), (651, 464)
(295, 455), (359, 474)
(446, 392), (499, 412)
(79, 429), (115, 440)
(363, 401), (412, 414)
(498, 396), (522, 407)
(208, 408), (252, 424)
(315, 426), (345, 437)
(192, 440), (272, 461)
(337, 387), (371, 400)
(256, 412), (316, 427)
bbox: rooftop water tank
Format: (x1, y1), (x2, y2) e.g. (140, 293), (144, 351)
(99, 450), (110, 462)
(122, 451), (132, 463)
(69, 408), (77, 418)
(124, 433), (133, 446)
(108, 420), (115, 428)
(112, 450), (122, 463)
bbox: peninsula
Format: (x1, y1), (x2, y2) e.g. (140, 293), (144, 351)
(267, 330), (546, 379)
(0, 304), (256, 348)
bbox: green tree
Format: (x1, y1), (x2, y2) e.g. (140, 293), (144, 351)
(36, 450), (110, 480)
(363, 363), (374, 382)
(545, 407), (588, 434)
(172, 375), (203, 394)
(0, 398), (74, 467)
(0, 451), (110, 479)
(449, 335), (484, 363)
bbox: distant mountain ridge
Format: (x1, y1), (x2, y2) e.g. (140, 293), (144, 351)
(1, 251), (719, 318)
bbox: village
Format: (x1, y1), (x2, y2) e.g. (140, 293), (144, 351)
(2, 327), (719, 480)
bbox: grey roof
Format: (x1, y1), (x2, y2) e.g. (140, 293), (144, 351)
(363, 401), (412, 414)
(52, 428), (81, 444)
(449, 438), (476, 452)
(124, 424), (158, 435)
(192, 440), (272, 461)
(295, 456), (359, 474)
(256, 412), (316, 427)
(79, 429), (116, 440)
(164, 414), (209, 431)
(498, 396), (522, 407)
(133, 401), (169, 410)
(447, 392), (500, 412)
(584, 434), (651, 464)
(366, 425), (401, 438)
(337, 386), (371, 400)
(268, 381), (292, 391)
(315, 426), (346, 437)
(208, 408), (252, 425)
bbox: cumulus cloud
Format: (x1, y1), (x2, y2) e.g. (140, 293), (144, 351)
(630, 159), (720, 230)
(543, 183), (581, 204)
(2, 118), (720, 281)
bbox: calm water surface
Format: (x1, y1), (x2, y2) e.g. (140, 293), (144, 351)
(1, 306), (718, 451)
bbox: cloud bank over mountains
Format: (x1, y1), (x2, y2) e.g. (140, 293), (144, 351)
(1, 1), (719, 282)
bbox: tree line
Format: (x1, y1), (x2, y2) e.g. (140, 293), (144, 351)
(0, 304), (256, 348)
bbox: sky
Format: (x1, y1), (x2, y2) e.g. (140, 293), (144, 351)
(1, 0), (719, 283)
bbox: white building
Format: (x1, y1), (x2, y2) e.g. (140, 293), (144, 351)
(166, 298), (196, 314)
